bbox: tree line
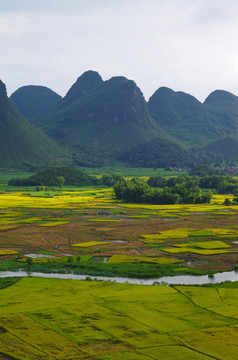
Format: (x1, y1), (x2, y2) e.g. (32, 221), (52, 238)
(113, 173), (238, 204)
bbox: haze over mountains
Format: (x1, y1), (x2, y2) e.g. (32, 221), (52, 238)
(4, 70), (238, 169)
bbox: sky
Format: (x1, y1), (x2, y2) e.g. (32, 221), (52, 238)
(1, 0), (238, 102)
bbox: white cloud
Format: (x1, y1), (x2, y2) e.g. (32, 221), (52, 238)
(1, 0), (238, 102)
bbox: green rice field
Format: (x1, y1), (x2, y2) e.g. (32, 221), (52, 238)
(0, 277), (238, 359)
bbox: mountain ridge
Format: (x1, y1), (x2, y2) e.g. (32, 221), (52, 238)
(10, 71), (238, 167)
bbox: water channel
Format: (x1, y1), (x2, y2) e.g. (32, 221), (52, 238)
(1, 270), (238, 285)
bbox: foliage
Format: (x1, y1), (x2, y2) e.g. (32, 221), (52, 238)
(101, 174), (125, 186)
(189, 163), (219, 176)
(10, 85), (62, 119)
(56, 175), (65, 189)
(114, 175), (213, 204)
(147, 172), (238, 195)
(117, 137), (197, 168)
(8, 166), (100, 186)
(0, 80), (69, 170)
(148, 87), (238, 152)
(33, 71), (162, 167)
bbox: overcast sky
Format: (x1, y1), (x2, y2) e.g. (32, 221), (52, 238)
(1, 0), (238, 102)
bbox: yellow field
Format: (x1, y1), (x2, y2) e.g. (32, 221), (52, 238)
(0, 250), (18, 255)
(107, 254), (182, 264)
(72, 241), (109, 247)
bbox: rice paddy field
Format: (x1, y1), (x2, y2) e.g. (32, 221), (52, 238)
(0, 187), (238, 273)
(0, 185), (238, 358)
(0, 277), (238, 359)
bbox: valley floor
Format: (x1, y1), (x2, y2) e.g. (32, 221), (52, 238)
(0, 187), (237, 358)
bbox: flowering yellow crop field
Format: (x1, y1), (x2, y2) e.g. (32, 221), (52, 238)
(162, 248), (230, 255)
(39, 221), (69, 227)
(72, 241), (109, 247)
(0, 250), (18, 255)
(107, 255), (182, 265)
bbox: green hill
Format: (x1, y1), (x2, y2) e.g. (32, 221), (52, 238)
(148, 87), (230, 147)
(0, 80), (69, 170)
(118, 137), (196, 168)
(10, 85), (62, 120)
(11, 72), (238, 168)
(9, 166), (98, 186)
(204, 137), (238, 163)
(35, 71), (172, 166)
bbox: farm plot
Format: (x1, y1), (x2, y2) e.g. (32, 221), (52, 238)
(0, 278), (238, 359)
(0, 188), (237, 273)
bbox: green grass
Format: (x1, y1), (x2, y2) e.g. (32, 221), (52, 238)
(0, 278), (237, 359)
(0, 169), (33, 184)
(80, 165), (183, 177)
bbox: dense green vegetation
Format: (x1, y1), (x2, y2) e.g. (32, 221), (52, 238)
(204, 136), (238, 163)
(26, 71), (177, 167)
(0, 257), (190, 279)
(7, 70), (238, 168)
(8, 166), (100, 186)
(0, 80), (69, 170)
(118, 137), (196, 168)
(114, 175), (212, 204)
(148, 172), (238, 195)
(10, 85), (62, 120)
(8, 166), (125, 187)
(148, 87), (238, 149)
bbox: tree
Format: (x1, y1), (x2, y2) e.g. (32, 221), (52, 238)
(56, 175), (65, 189)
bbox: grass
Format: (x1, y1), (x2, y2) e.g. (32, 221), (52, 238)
(107, 255), (183, 265)
(79, 165), (183, 177)
(0, 277), (237, 359)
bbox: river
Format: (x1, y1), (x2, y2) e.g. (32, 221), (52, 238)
(1, 270), (238, 285)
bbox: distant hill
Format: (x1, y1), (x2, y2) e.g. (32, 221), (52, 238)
(10, 85), (62, 120)
(10, 71), (238, 168)
(0, 80), (69, 170)
(9, 166), (98, 186)
(34, 70), (173, 166)
(148, 87), (238, 147)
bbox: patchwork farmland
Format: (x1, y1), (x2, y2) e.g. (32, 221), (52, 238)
(0, 187), (238, 358)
